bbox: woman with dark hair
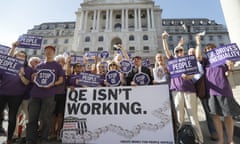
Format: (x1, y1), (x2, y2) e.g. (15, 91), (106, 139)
(0, 41), (34, 144)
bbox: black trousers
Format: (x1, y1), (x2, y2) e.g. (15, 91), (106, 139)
(0, 95), (22, 141)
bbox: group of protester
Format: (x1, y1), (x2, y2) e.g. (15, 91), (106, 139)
(0, 31), (239, 144)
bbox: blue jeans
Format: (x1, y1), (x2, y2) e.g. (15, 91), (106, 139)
(201, 98), (217, 135)
(26, 96), (55, 144)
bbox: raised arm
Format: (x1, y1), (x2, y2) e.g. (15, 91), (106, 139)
(195, 34), (202, 61)
(162, 32), (172, 59)
(118, 44), (130, 60)
(8, 41), (19, 56)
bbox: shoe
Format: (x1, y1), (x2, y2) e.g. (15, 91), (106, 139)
(19, 137), (26, 144)
(233, 115), (240, 121)
(48, 134), (57, 140)
(210, 134), (218, 141)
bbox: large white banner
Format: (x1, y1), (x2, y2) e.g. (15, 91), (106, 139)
(62, 85), (175, 144)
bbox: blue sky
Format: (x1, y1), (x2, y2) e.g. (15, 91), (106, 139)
(0, 0), (225, 46)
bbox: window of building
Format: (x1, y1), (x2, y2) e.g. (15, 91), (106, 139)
(64, 39), (69, 44)
(84, 48), (89, 52)
(116, 14), (121, 19)
(43, 39), (48, 44)
(143, 35), (148, 40)
(218, 35), (223, 41)
(97, 47), (103, 51)
(129, 35), (134, 41)
(168, 36), (173, 41)
(98, 36), (104, 42)
(56, 30), (60, 36)
(33, 50), (37, 55)
(143, 46), (149, 52)
(54, 39), (58, 44)
(129, 13), (134, 19)
(141, 12), (146, 18)
(103, 15), (106, 20)
(114, 23), (121, 31)
(209, 36), (213, 41)
(129, 46), (135, 52)
(85, 36), (90, 42)
(114, 23), (121, 29)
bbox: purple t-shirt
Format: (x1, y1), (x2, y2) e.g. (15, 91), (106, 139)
(169, 57), (196, 92)
(30, 61), (64, 98)
(55, 70), (66, 95)
(203, 58), (233, 97)
(0, 66), (34, 96)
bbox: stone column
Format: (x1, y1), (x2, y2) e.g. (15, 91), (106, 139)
(105, 9), (109, 31)
(151, 8), (155, 29)
(79, 10), (84, 31)
(109, 9), (113, 31)
(92, 10), (97, 31)
(121, 9), (125, 30)
(125, 9), (129, 31)
(147, 8), (151, 29)
(96, 9), (101, 32)
(220, 0), (240, 46)
(138, 8), (142, 31)
(84, 10), (89, 31)
(134, 8), (138, 30)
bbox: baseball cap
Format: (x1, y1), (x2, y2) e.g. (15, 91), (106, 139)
(132, 56), (142, 60)
(44, 45), (56, 51)
(174, 46), (184, 54)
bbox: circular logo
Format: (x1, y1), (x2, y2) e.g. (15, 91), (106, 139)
(105, 70), (120, 87)
(100, 51), (109, 59)
(34, 69), (55, 88)
(120, 60), (132, 73)
(133, 72), (150, 85)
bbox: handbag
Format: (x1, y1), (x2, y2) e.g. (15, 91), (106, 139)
(194, 76), (206, 99)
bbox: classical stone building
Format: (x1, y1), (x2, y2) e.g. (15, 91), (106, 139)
(72, 0), (163, 58)
(26, 0), (230, 61)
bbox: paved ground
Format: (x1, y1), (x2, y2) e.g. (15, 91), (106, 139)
(0, 85), (239, 144)
(0, 101), (239, 144)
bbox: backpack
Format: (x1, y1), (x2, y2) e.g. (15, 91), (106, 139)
(177, 124), (199, 144)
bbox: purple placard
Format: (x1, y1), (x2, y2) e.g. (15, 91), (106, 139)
(0, 53), (24, 75)
(75, 72), (101, 87)
(85, 58), (96, 72)
(206, 43), (240, 67)
(142, 58), (151, 68)
(119, 60), (132, 73)
(18, 34), (42, 49)
(168, 55), (199, 78)
(100, 51), (109, 59)
(34, 69), (55, 88)
(85, 51), (100, 58)
(71, 55), (84, 65)
(133, 72), (150, 85)
(0, 44), (10, 55)
(105, 70), (120, 87)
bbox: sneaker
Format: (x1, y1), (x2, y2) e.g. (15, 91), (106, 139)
(210, 134), (218, 141)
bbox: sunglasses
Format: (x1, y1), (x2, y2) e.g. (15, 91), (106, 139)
(109, 63), (117, 67)
(175, 49), (183, 53)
